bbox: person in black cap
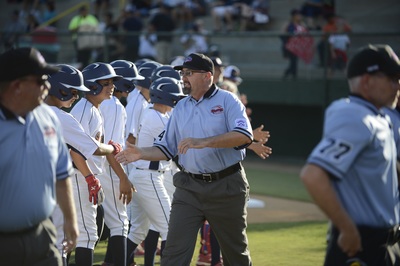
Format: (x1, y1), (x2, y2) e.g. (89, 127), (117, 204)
(116, 53), (268, 265)
(0, 47), (79, 265)
(300, 44), (400, 266)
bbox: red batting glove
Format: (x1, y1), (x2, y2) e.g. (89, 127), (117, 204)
(85, 174), (102, 205)
(108, 140), (122, 155)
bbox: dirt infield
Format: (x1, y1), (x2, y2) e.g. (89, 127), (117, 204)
(247, 195), (327, 224)
(242, 160), (327, 224)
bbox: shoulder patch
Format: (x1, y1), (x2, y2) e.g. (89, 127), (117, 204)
(235, 118), (248, 129)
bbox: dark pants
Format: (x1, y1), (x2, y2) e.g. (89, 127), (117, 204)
(283, 51), (298, 79)
(325, 226), (400, 266)
(0, 218), (62, 266)
(161, 167), (252, 266)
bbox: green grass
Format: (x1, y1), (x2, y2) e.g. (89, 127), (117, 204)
(70, 161), (328, 265)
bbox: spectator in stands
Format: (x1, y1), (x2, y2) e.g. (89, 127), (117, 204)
(238, 0), (270, 31)
(171, 0), (208, 30)
(211, 0), (237, 32)
(138, 32), (157, 61)
(180, 19), (209, 56)
(97, 11), (123, 62)
(68, 5), (100, 68)
(326, 18), (350, 77)
(1, 10), (26, 51)
(148, 3), (176, 64)
(41, 0), (56, 26)
(120, 6), (143, 62)
(93, 0), (110, 18)
(300, 0), (324, 30)
(281, 8), (308, 80)
(317, 14), (351, 68)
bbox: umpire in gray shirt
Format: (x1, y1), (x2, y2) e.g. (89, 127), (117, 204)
(116, 53), (253, 265)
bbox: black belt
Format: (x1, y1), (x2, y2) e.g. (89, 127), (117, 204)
(0, 222), (40, 236)
(186, 163), (241, 183)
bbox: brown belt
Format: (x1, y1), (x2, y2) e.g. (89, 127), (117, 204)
(186, 163), (241, 183)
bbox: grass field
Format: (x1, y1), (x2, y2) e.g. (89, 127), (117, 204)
(69, 160), (328, 265)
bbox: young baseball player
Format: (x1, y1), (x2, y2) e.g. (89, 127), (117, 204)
(127, 77), (186, 266)
(46, 64), (123, 265)
(99, 59), (144, 266)
(70, 62), (134, 266)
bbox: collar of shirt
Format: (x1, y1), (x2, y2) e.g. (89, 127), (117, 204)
(0, 103), (27, 124)
(348, 94), (381, 116)
(189, 84), (218, 103)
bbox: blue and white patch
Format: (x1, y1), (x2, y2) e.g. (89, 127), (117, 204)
(235, 118), (248, 129)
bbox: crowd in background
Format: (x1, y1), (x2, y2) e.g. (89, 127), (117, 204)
(2, 0), (353, 79)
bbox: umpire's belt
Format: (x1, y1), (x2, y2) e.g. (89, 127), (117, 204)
(186, 163), (241, 183)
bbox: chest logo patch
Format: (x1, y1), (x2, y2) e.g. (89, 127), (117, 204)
(211, 105), (224, 115)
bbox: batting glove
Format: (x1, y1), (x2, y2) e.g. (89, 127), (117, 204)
(85, 174), (102, 205)
(108, 140), (122, 155)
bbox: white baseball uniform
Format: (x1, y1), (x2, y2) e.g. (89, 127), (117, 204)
(99, 96), (129, 237)
(127, 106), (172, 244)
(69, 98), (106, 249)
(50, 105), (101, 253)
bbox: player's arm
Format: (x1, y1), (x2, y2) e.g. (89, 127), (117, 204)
(56, 177), (78, 254)
(70, 150), (104, 205)
(93, 142), (120, 156)
(106, 153), (135, 204)
(115, 142), (168, 164)
(300, 163), (361, 257)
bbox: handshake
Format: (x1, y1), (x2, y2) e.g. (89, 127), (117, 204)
(108, 140), (122, 155)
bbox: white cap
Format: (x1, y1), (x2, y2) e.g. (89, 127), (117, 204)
(223, 65), (242, 85)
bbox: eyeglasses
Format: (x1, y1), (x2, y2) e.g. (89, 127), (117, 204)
(19, 75), (49, 87)
(179, 70), (207, 77)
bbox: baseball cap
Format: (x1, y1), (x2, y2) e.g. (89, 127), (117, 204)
(223, 65), (243, 85)
(211, 57), (225, 68)
(174, 53), (214, 74)
(346, 44), (400, 79)
(0, 47), (59, 82)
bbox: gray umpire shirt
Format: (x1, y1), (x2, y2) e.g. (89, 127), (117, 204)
(154, 84), (253, 174)
(307, 95), (400, 228)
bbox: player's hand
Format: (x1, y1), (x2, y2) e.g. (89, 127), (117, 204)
(253, 125), (270, 143)
(119, 176), (134, 204)
(85, 174), (102, 205)
(248, 142), (272, 159)
(108, 140), (122, 155)
(115, 142), (142, 165)
(338, 225), (362, 257)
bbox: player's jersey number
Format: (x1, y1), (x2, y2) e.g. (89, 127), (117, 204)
(319, 138), (351, 160)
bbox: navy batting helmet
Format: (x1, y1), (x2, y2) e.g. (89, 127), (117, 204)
(150, 77), (186, 107)
(48, 64), (89, 101)
(151, 65), (181, 82)
(110, 60), (144, 93)
(134, 61), (162, 89)
(82, 62), (122, 95)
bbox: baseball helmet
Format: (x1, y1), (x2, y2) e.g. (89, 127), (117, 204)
(134, 58), (152, 69)
(223, 65), (242, 85)
(151, 65), (181, 82)
(48, 64), (89, 101)
(82, 62), (122, 95)
(110, 60), (144, 93)
(150, 77), (186, 107)
(134, 61), (162, 89)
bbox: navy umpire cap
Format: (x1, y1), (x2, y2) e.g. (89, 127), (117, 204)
(346, 44), (400, 79)
(174, 53), (214, 74)
(0, 47), (59, 82)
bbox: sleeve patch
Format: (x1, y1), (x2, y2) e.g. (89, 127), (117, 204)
(235, 118), (248, 129)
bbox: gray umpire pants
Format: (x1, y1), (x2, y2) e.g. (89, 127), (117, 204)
(161, 167), (252, 266)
